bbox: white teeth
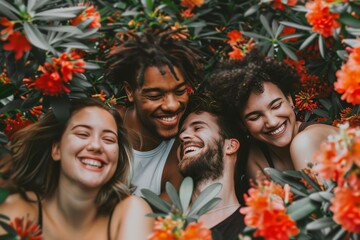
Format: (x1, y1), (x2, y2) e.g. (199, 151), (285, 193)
(184, 146), (200, 154)
(160, 116), (176, 122)
(268, 124), (285, 135)
(81, 159), (103, 168)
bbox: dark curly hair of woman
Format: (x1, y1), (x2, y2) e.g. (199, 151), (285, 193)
(207, 49), (300, 118)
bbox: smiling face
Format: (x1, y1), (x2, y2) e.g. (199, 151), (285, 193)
(52, 106), (119, 190)
(178, 112), (224, 182)
(126, 66), (189, 140)
(241, 81), (297, 148)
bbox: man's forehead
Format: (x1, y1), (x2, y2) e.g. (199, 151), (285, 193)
(182, 112), (217, 128)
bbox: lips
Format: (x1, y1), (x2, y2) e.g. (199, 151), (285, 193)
(266, 122), (286, 136)
(79, 156), (106, 171)
(182, 142), (203, 158)
(156, 114), (179, 127)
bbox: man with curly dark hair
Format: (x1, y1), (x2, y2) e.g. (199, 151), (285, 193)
(104, 27), (204, 199)
(207, 49), (338, 180)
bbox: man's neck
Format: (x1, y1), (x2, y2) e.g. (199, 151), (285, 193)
(121, 106), (162, 151)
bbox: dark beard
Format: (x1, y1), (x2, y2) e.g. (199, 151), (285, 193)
(179, 139), (224, 185)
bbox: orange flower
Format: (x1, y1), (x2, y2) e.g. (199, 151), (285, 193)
(333, 108), (360, 128)
(0, 71), (10, 84)
(295, 90), (318, 111)
(179, 222), (212, 240)
(181, 8), (195, 18)
(92, 90), (107, 101)
(280, 26), (297, 42)
(272, 0), (298, 11)
(0, 17), (15, 40)
(4, 113), (33, 140)
(305, 0), (340, 38)
(9, 217), (42, 240)
(335, 45), (360, 105)
(227, 30), (243, 46)
(180, 0), (204, 9)
(3, 31), (32, 60)
(229, 46), (245, 60)
(147, 229), (177, 240)
(69, 5), (101, 28)
(330, 181), (360, 233)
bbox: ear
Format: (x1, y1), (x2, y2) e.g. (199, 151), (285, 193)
(124, 82), (134, 103)
(225, 138), (240, 155)
(51, 142), (61, 161)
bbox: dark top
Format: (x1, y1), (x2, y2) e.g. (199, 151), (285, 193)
(36, 194), (114, 240)
(211, 207), (245, 240)
(259, 121), (318, 168)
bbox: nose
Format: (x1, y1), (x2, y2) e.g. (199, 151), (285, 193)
(264, 113), (278, 128)
(86, 136), (103, 153)
(161, 94), (181, 112)
(179, 128), (192, 143)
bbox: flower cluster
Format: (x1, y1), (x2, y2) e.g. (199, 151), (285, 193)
(313, 123), (360, 233)
(226, 30), (254, 60)
(148, 214), (212, 240)
(9, 217), (42, 240)
(240, 180), (299, 240)
(335, 44), (360, 105)
(31, 52), (85, 96)
(305, 0), (341, 38)
(3, 113), (33, 140)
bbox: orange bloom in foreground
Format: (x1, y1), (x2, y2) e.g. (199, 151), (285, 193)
(305, 0), (340, 37)
(179, 222), (212, 240)
(0, 17), (15, 40)
(180, 0), (204, 9)
(3, 31), (32, 60)
(272, 0), (297, 11)
(330, 180), (360, 234)
(147, 229), (177, 240)
(70, 5), (101, 28)
(9, 217), (42, 240)
(227, 30), (243, 46)
(334, 46), (360, 105)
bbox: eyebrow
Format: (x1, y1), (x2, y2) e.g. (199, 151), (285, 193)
(141, 82), (187, 94)
(179, 120), (209, 134)
(71, 125), (118, 137)
(243, 97), (282, 119)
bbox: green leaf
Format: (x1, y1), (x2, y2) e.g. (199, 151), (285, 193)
(0, 214), (10, 220)
(0, 84), (16, 99)
(282, 170), (302, 179)
(318, 35), (325, 59)
(196, 197), (221, 216)
(278, 41), (298, 60)
(242, 31), (270, 41)
(38, 26), (83, 34)
(0, 0), (20, 19)
(179, 177), (193, 213)
(309, 191), (333, 202)
(31, 0), (52, 12)
(83, 62), (100, 70)
(27, 0), (36, 13)
(280, 21), (312, 31)
(274, 23), (284, 39)
(34, 6), (86, 21)
(187, 182), (222, 217)
(339, 12), (360, 28)
(287, 197), (319, 221)
(244, 5), (260, 17)
(165, 181), (183, 212)
(58, 42), (89, 50)
(299, 33), (318, 50)
(343, 38), (360, 48)
(279, 33), (304, 41)
(306, 217), (336, 231)
(141, 189), (172, 214)
(300, 170), (322, 191)
(260, 15), (274, 38)
(23, 22), (54, 52)
(0, 188), (9, 204)
(0, 221), (16, 236)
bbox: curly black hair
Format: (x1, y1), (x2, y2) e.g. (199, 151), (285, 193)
(207, 49), (300, 118)
(104, 27), (205, 90)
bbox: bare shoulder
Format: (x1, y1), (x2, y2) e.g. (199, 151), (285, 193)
(113, 195), (152, 219)
(292, 123), (339, 148)
(0, 192), (38, 222)
(247, 143), (268, 180)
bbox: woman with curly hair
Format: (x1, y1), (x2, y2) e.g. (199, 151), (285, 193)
(207, 49), (338, 180)
(0, 98), (153, 239)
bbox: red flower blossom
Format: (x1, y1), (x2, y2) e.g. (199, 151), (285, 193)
(228, 38), (255, 60)
(3, 31), (32, 60)
(227, 30), (244, 46)
(9, 217), (42, 240)
(331, 182), (360, 233)
(180, 0), (204, 9)
(0, 71), (10, 84)
(4, 113), (33, 140)
(0, 17), (15, 40)
(335, 45), (360, 105)
(280, 26), (297, 42)
(229, 46), (245, 60)
(147, 229), (178, 240)
(69, 5), (101, 28)
(295, 90), (318, 111)
(92, 90), (107, 101)
(179, 222), (212, 240)
(305, 0), (340, 38)
(181, 8), (195, 18)
(333, 108), (360, 127)
(33, 52), (85, 95)
(272, 0), (298, 11)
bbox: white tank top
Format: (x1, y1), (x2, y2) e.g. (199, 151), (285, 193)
(131, 138), (175, 196)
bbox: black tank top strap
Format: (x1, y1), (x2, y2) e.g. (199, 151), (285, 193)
(107, 207), (115, 240)
(258, 141), (274, 168)
(35, 193), (43, 230)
